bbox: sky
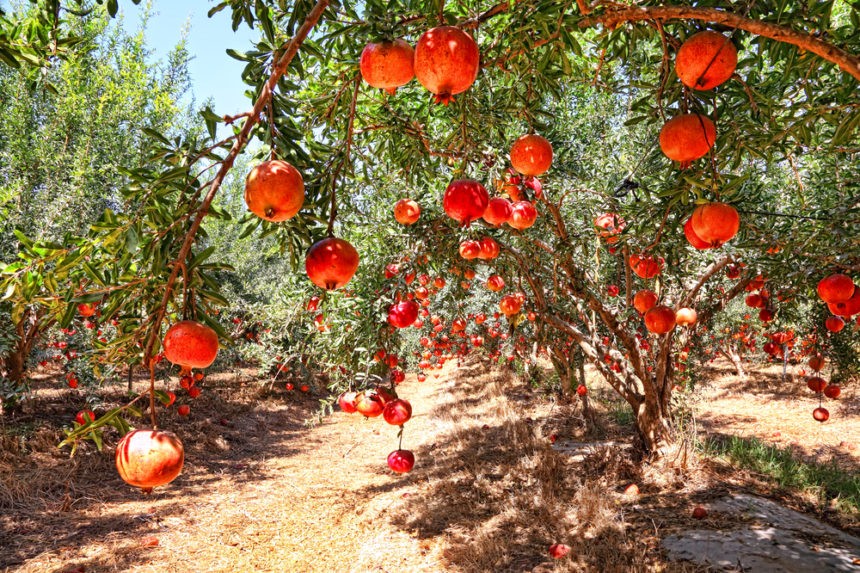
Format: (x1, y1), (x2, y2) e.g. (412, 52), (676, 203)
(120, 0), (257, 117)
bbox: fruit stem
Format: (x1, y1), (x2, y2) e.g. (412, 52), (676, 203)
(149, 360), (158, 429)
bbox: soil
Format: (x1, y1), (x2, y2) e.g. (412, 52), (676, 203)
(1, 357), (858, 572)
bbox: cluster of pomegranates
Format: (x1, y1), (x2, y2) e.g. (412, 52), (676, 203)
(633, 288), (697, 334)
(818, 273), (859, 333)
(806, 354), (839, 423)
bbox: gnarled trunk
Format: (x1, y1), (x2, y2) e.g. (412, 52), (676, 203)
(633, 394), (674, 456)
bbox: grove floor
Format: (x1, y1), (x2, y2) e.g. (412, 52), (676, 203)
(1, 358), (858, 572)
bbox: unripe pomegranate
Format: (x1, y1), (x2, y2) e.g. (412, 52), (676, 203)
(675, 31), (737, 90)
(163, 321), (219, 369)
(360, 39), (414, 94)
(305, 237), (359, 290)
(115, 429), (184, 492)
(414, 26), (479, 105)
(244, 160), (305, 222)
(510, 134), (553, 176)
(659, 113), (716, 168)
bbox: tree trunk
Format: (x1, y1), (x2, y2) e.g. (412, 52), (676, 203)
(720, 344), (746, 378)
(634, 395), (674, 456)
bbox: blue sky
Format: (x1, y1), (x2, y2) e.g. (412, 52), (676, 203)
(121, 0), (257, 117)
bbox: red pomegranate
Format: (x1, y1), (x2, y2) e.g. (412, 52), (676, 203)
(355, 392), (385, 417)
(690, 202), (739, 247)
(675, 31), (738, 91)
(359, 39), (414, 95)
(338, 391), (358, 413)
(163, 321), (219, 369)
(824, 385), (841, 399)
(684, 217), (711, 249)
(645, 305), (676, 334)
(812, 407), (829, 423)
(116, 429), (184, 492)
(478, 237), (500, 259)
(77, 303), (96, 317)
(807, 376), (827, 393)
(487, 275), (505, 292)
(549, 544), (571, 559)
(414, 26), (479, 104)
(825, 316), (845, 333)
(244, 160), (305, 222)
(630, 254), (663, 279)
(76, 410), (96, 425)
(829, 290), (860, 317)
(576, 384), (587, 396)
(692, 506), (708, 519)
(387, 449), (415, 473)
(608, 285), (620, 297)
(817, 274), (855, 303)
(509, 201), (537, 230)
(510, 134), (553, 176)
(459, 240), (481, 260)
(809, 356), (825, 371)
(745, 294), (762, 308)
(634, 290), (658, 313)
(726, 265), (741, 279)
(305, 237), (360, 290)
(443, 179), (488, 227)
(675, 307), (698, 327)
(594, 213), (626, 243)
(659, 113), (716, 168)
(500, 294), (522, 316)
(483, 197), (512, 226)
(389, 301), (419, 328)
(383, 398), (412, 425)
(758, 309), (774, 322)
(394, 198), (421, 224)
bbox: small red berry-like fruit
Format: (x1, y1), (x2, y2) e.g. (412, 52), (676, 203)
(177, 405), (190, 416)
(692, 506), (707, 519)
(576, 385), (587, 396)
(76, 410), (96, 425)
(548, 544), (571, 559)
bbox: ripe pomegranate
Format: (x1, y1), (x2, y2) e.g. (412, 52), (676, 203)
(383, 399), (412, 425)
(726, 265), (741, 279)
(745, 294), (762, 308)
(608, 285), (620, 297)
(464, 268), (476, 280)
(675, 307), (698, 327)
(809, 356), (825, 371)
(576, 384), (587, 396)
(509, 201), (537, 230)
(817, 274), (855, 303)
(548, 544), (571, 559)
(115, 429), (184, 492)
(594, 213), (626, 243)
(675, 31), (738, 90)
(478, 237), (500, 259)
(305, 237), (360, 290)
(692, 506), (708, 519)
(394, 198), (421, 225)
(813, 407), (829, 423)
(500, 294), (522, 316)
(459, 240), (481, 260)
(758, 309), (774, 322)
(177, 405), (190, 416)
(443, 180), (488, 227)
(483, 197), (512, 226)
(76, 410), (96, 425)
(355, 392), (385, 417)
(645, 305), (676, 334)
(414, 26), (479, 104)
(338, 391), (358, 413)
(510, 134), (553, 176)
(659, 113), (716, 168)
(77, 303), (96, 317)
(359, 39), (414, 94)
(188, 386), (201, 399)
(634, 289), (658, 313)
(244, 159), (306, 221)
(684, 217), (711, 249)
(807, 377), (827, 393)
(825, 316), (845, 333)
(630, 254), (663, 279)
(823, 385), (841, 399)
(487, 275), (505, 292)
(388, 301), (419, 328)
(387, 449), (415, 473)
(163, 321), (219, 369)
(433, 277), (446, 289)
(690, 202), (739, 247)
(828, 290), (860, 317)
(307, 296), (321, 312)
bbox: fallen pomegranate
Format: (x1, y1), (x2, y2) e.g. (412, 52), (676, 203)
(115, 429), (184, 492)
(163, 321), (219, 369)
(692, 506), (708, 519)
(75, 410), (96, 425)
(548, 543), (571, 559)
(244, 160), (305, 222)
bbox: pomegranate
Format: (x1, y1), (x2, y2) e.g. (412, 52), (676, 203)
(594, 213), (626, 243)
(825, 316), (845, 333)
(659, 113), (716, 168)
(483, 197), (512, 226)
(244, 160), (305, 222)
(163, 321), (219, 369)
(487, 275), (505, 292)
(77, 303), (96, 317)
(459, 240), (481, 260)
(500, 294), (522, 316)
(414, 26), (479, 104)
(76, 410), (96, 425)
(509, 201), (537, 230)
(443, 180), (488, 227)
(817, 274), (855, 303)
(692, 506), (708, 519)
(812, 407), (829, 422)
(690, 202), (739, 247)
(433, 277), (446, 289)
(630, 254), (663, 279)
(355, 392), (385, 417)
(305, 237), (360, 290)
(510, 134), (553, 176)
(824, 385), (841, 399)
(478, 237), (500, 259)
(393, 198), (421, 225)
(338, 391), (358, 413)
(726, 265), (741, 279)
(684, 217), (711, 249)
(359, 39), (414, 95)
(576, 384), (587, 396)
(675, 31), (737, 90)
(828, 290), (860, 317)
(389, 301), (419, 328)
(608, 285), (620, 297)
(745, 294), (762, 308)
(387, 449), (415, 473)
(115, 429), (184, 492)
(758, 309), (773, 322)
(634, 290), (658, 313)
(177, 405), (190, 416)
(675, 307), (698, 327)
(548, 544), (571, 559)
(809, 356), (825, 371)
(645, 306), (676, 334)
(383, 399), (412, 425)
(807, 377), (827, 393)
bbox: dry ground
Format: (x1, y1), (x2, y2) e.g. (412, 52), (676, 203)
(1, 358), (857, 572)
